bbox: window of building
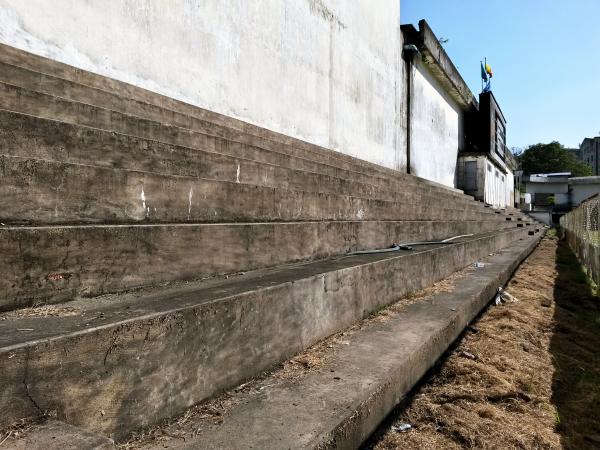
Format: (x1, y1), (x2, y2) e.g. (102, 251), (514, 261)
(495, 118), (506, 159)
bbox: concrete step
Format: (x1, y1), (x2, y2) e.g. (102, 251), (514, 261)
(0, 55), (394, 183)
(2, 420), (114, 450)
(0, 154), (504, 225)
(0, 228), (535, 440)
(0, 47), (463, 198)
(0, 82), (480, 210)
(0, 220), (520, 311)
(134, 233), (542, 450)
(0, 110), (485, 213)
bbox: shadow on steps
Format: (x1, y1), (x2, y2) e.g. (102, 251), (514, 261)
(550, 239), (600, 449)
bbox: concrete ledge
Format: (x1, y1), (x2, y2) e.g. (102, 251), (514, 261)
(160, 233), (543, 450)
(0, 229), (533, 438)
(0, 220), (517, 310)
(0, 155), (497, 225)
(402, 20), (477, 112)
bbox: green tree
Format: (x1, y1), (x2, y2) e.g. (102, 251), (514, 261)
(519, 141), (593, 176)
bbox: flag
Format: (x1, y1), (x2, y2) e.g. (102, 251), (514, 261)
(485, 62), (493, 78)
(483, 80), (491, 93)
(481, 62), (488, 82)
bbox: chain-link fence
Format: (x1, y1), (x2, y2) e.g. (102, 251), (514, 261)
(560, 194), (600, 285)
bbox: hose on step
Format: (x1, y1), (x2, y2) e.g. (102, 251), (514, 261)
(349, 233), (474, 255)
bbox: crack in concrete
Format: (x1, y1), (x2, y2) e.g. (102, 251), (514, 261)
(22, 348), (44, 415)
(104, 331), (120, 366)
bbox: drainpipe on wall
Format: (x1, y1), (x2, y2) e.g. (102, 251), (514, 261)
(402, 44), (420, 175)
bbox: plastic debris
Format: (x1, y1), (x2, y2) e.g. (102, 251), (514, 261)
(474, 261), (485, 268)
(500, 288), (519, 303)
(391, 423), (412, 433)
(460, 351), (477, 360)
(494, 287), (519, 305)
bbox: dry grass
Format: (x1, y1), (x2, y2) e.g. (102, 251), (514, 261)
(6, 304), (79, 318)
(368, 236), (600, 450)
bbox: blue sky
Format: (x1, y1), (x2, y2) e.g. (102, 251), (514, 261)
(401, 0), (600, 150)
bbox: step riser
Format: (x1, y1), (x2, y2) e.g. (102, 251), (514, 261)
(0, 155), (500, 225)
(0, 221), (516, 311)
(0, 110), (478, 208)
(0, 84), (474, 206)
(0, 228), (532, 438)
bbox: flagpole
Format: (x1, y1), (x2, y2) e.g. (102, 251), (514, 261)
(485, 57), (488, 91)
(481, 60), (483, 92)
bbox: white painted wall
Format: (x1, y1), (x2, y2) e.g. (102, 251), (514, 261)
(0, 0), (405, 170)
(506, 172), (515, 208)
(409, 59), (463, 187)
(483, 159), (511, 208)
(571, 184), (600, 206)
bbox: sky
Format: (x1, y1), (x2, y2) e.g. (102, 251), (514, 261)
(401, 0), (600, 151)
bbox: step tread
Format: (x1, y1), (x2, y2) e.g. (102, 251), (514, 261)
(119, 233), (542, 449)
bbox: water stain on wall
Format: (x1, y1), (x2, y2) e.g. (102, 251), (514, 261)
(307, 0), (346, 29)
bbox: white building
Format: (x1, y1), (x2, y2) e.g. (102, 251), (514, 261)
(523, 173), (600, 224)
(0, 1), (513, 196)
(455, 92), (516, 209)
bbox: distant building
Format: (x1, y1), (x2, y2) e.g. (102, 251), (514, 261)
(523, 172), (600, 224)
(580, 137), (600, 175)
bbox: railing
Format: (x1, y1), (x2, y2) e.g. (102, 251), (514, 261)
(560, 194), (600, 285)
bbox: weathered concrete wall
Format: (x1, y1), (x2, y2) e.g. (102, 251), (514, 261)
(410, 59), (463, 187)
(0, 0), (404, 170)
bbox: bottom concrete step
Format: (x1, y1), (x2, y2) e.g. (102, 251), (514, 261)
(130, 232), (543, 450)
(0, 228), (535, 440)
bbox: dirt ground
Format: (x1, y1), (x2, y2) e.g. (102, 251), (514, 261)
(366, 234), (600, 450)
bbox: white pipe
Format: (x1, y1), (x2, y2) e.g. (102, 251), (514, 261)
(349, 233), (475, 256)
